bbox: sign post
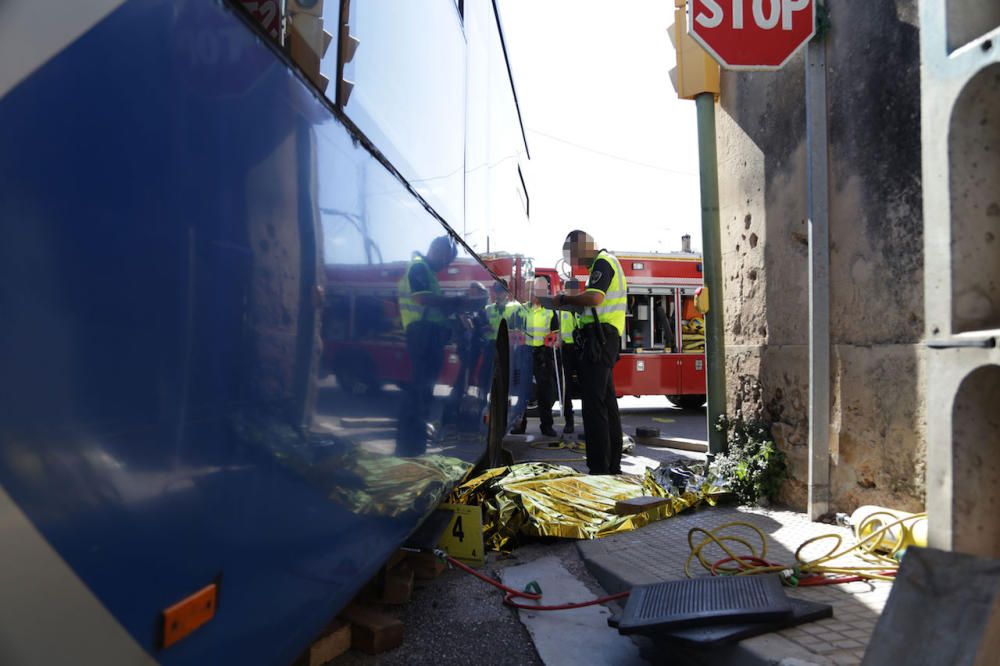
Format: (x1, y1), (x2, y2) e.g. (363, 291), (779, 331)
(681, 0), (829, 514)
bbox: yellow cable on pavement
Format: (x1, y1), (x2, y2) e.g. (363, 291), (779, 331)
(685, 512), (928, 586)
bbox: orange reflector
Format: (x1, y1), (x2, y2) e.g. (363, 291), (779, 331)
(161, 583), (217, 648)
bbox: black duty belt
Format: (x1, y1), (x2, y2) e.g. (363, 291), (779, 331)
(579, 322), (619, 337)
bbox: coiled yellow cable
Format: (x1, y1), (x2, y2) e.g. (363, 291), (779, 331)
(685, 512), (928, 585)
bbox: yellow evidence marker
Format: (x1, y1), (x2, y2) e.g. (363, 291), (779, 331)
(437, 503), (485, 566)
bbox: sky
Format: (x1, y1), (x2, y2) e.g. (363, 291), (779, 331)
(496, 0), (703, 269)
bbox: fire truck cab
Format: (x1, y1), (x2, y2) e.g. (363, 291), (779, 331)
(575, 251), (707, 409)
(533, 266), (562, 297)
(481, 252), (533, 302)
(481, 252), (562, 301)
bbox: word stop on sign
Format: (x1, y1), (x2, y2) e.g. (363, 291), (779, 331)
(695, 0), (810, 31)
(689, 0), (815, 70)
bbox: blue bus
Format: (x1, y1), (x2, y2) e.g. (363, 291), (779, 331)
(0, 1), (530, 662)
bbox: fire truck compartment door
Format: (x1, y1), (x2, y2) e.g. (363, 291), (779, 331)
(678, 355), (706, 395)
(614, 354), (678, 397)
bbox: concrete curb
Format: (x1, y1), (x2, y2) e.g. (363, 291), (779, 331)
(576, 540), (661, 595)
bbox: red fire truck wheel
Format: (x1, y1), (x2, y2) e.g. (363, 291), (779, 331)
(667, 394), (707, 410)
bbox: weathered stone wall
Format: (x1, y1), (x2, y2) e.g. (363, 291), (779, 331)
(718, 1), (926, 512)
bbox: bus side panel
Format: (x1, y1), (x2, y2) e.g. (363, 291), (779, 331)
(0, 1), (501, 663)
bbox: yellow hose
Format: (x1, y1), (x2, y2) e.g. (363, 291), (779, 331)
(685, 512), (928, 585)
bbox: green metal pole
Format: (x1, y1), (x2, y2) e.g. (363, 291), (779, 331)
(695, 92), (727, 457)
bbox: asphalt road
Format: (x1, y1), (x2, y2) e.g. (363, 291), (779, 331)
(617, 395), (709, 442)
(331, 397), (707, 665)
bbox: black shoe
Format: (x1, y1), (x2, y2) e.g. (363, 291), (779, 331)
(511, 426), (525, 435)
(540, 426), (557, 437)
(563, 424), (575, 434)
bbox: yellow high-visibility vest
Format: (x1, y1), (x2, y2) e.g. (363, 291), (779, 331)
(397, 255), (445, 330)
(579, 250), (628, 335)
(560, 310), (578, 344)
(485, 301), (517, 341)
(526, 305), (553, 347)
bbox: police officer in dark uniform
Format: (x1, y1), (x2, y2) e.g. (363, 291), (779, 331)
(557, 279), (582, 434)
(553, 231), (628, 474)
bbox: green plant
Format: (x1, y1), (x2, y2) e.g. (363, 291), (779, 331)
(711, 413), (787, 506)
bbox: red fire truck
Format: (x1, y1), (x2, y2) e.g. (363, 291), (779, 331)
(321, 259), (489, 393)
(571, 251), (707, 409)
(481, 252), (561, 301)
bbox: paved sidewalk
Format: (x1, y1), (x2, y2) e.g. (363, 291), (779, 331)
(578, 505), (892, 665)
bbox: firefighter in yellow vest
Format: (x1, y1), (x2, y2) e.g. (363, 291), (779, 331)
(553, 231), (627, 474)
(511, 277), (559, 437)
(557, 279), (582, 435)
(485, 280), (518, 342)
(396, 235), (458, 456)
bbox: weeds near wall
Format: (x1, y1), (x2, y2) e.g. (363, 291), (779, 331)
(711, 414), (787, 506)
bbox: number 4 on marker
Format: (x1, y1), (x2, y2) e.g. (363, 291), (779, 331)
(452, 516), (465, 542)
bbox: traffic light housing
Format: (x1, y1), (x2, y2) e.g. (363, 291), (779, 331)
(667, 0), (720, 100)
(335, 1), (360, 107)
(286, 1), (333, 91)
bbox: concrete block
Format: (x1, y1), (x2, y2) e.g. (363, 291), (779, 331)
(861, 547), (1000, 665)
(614, 496), (673, 515)
(639, 436), (708, 453)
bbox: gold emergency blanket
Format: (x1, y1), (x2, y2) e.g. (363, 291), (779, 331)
(450, 463), (718, 551)
(327, 451), (473, 518)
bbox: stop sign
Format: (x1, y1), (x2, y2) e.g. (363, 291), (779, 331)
(688, 0), (816, 70)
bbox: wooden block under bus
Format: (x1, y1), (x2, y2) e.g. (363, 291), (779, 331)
(339, 605), (404, 655)
(308, 620), (351, 666)
(386, 549), (408, 571)
(380, 564), (414, 605)
(408, 552), (446, 580)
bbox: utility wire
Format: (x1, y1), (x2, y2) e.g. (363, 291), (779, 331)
(526, 127), (697, 177)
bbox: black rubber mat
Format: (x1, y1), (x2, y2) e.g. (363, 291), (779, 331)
(659, 597), (833, 646)
(611, 574), (794, 634)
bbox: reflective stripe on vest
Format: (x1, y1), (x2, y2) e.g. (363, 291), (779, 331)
(527, 306), (553, 347)
(579, 250), (627, 335)
(560, 311), (577, 344)
(397, 256), (444, 330)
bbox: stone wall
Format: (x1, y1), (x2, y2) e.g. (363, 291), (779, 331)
(717, 1), (926, 512)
